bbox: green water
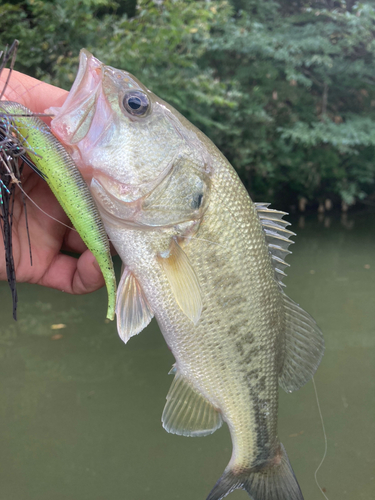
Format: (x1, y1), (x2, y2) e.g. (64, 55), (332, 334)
(0, 211), (374, 500)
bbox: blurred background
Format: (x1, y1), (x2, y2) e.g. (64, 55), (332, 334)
(0, 1), (374, 500)
(2, 0), (375, 211)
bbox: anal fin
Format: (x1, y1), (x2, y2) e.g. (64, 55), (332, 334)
(279, 294), (324, 393)
(162, 370), (222, 437)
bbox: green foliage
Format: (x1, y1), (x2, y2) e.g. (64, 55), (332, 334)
(1, 0), (375, 209)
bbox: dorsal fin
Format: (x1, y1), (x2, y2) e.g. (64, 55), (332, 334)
(279, 295), (324, 392)
(255, 203), (295, 287)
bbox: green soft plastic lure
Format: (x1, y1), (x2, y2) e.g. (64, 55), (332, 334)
(1, 101), (116, 320)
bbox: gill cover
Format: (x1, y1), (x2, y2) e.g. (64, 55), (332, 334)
(90, 154), (211, 228)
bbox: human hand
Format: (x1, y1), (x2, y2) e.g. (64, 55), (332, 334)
(0, 70), (108, 295)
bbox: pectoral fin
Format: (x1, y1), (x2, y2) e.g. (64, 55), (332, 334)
(157, 239), (202, 324)
(162, 370), (222, 437)
(115, 266), (154, 343)
(279, 294), (324, 392)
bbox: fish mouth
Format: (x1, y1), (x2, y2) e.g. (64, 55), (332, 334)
(50, 49), (103, 145)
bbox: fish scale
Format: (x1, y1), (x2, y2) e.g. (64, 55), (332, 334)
(159, 151), (282, 469)
(49, 49), (324, 500)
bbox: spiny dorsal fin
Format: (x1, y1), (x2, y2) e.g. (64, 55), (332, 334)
(255, 204), (324, 391)
(162, 369), (223, 437)
(279, 295), (324, 392)
(255, 203), (295, 287)
(157, 238), (202, 324)
(116, 265), (154, 344)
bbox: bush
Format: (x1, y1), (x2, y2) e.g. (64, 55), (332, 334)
(1, 0), (375, 209)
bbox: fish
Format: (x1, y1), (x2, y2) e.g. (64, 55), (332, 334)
(48, 49), (324, 500)
(0, 101), (116, 320)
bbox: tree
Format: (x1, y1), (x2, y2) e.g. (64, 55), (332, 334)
(1, 0), (375, 209)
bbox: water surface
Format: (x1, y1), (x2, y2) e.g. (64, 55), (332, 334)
(0, 211), (374, 500)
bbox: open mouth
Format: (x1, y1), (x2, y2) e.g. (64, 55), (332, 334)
(50, 50), (103, 145)
(72, 49), (103, 100)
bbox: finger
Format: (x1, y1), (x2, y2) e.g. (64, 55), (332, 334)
(38, 250), (105, 295)
(62, 227), (87, 255)
(1, 69), (68, 124)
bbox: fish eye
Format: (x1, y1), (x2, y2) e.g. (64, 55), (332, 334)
(191, 192), (204, 210)
(122, 91), (150, 117)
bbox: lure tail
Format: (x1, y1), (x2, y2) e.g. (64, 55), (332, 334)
(206, 443), (303, 500)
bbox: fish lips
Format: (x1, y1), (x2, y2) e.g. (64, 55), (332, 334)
(50, 49), (103, 146)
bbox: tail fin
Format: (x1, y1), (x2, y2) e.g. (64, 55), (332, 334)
(206, 444), (303, 500)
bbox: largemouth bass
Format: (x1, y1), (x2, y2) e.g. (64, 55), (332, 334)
(0, 101), (116, 320)
(49, 49), (324, 500)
